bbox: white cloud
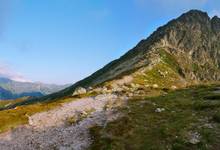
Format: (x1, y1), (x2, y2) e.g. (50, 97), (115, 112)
(0, 63), (31, 82)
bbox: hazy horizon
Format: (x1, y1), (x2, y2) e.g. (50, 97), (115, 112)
(0, 0), (220, 84)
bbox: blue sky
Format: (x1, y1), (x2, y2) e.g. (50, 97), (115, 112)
(0, 0), (219, 84)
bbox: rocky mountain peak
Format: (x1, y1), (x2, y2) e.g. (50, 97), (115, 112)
(211, 15), (220, 21)
(144, 10), (214, 51)
(179, 9), (210, 22)
(60, 9), (220, 96)
(20, 10), (219, 104)
(211, 15), (220, 33)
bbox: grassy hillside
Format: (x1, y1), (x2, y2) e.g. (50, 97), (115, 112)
(90, 85), (220, 150)
(0, 96), (77, 133)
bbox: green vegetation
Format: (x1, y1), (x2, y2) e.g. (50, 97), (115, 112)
(158, 49), (182, 74)
(89, 85), (220, 150)
(192, 63), (200, 72)
(213, 111), (220, 123)
(133, 49), (186, 89)
(0, 97), (28, 109)
(0, 97), (77, 133)
(0, 101), (15, 109)
(134, 62), (182, 88)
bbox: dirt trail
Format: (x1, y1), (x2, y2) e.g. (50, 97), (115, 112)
(0, 94), (126, 150)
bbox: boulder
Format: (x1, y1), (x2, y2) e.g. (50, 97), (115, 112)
(188, 132), (201, 144)
(155, 108), (165, 113)
(128, 93), (133, 97)
(153, 84), (159, 88)
(171, 85), (177, 90)
(87, 87), (93, 90)
(72, 87), (87, 96)
(93, 87), (102, 93)
(102, 87), (109, 94)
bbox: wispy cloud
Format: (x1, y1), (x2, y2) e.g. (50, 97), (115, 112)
(0, 62), (31, 82)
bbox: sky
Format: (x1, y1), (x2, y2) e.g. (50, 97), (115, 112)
(0, 0), (219, 84)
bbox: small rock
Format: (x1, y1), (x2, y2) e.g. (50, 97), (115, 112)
(171, 85), (177, 90)
(158, 70), (166, 77)
(153, 84), (159, 88)
(188, 132), (201, 144)
(102, 87), (108, 94)
(152, 102), (157, 106)
(145, 84), (150, 88)
(81, 111), (88, 116)
(203, 123), (213, 129)
(131, 83), (136, 88)
(93, 87), (102, 93)
(128, 93), (133, 97)
(122, 85), (129, 91)
(155, 108), (165, 113)
(88, 87), (93, 90)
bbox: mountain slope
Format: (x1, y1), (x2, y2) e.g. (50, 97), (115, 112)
(0, 87), (14, 100)
(9, 9), (220, 106)
(43, 10), (220, 98)
(0, 77), (69, 100)
(0, 10), (220, 149)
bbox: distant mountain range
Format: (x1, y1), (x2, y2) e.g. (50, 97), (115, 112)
(0, 77), (70, 100)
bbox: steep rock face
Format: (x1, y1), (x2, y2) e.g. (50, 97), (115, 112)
(69, 10), (220, 89)
(151, 10), (220, 81)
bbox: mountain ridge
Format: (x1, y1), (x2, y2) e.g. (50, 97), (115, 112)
(1, 9), (220, 149)
(59, 9), (220, 93)
(8, 9), (220, 106)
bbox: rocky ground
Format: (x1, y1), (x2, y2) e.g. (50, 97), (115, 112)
(0, 85), (219, 150)
(0, 94), (127, 150)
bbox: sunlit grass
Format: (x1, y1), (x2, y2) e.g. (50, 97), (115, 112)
(0, 97), (77, 133)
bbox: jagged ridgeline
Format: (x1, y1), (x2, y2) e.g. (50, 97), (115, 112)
(13, 10), (220, 105)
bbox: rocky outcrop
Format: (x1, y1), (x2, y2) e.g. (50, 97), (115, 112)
(72, 87), (87, 96)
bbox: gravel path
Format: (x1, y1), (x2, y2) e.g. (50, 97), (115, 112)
(0, 94), (126, 150)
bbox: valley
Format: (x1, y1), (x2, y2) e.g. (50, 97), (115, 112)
(0, 77), (69, 100)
